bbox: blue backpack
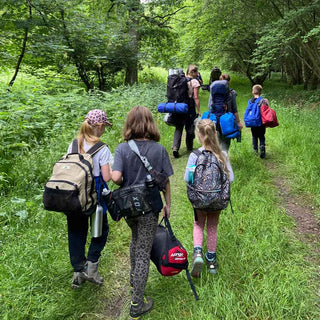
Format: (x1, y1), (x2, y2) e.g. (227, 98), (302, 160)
(219, 112), (240, 139)
(210, 80), (229, 116)
(244, 97), (263, 127)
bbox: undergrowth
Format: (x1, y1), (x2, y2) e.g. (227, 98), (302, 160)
(0, 71), (319, 320)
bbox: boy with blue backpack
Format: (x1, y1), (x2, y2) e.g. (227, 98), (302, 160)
(244, 84), (267, 158)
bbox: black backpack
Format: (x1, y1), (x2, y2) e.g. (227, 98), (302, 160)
(166, 74), (189, 104)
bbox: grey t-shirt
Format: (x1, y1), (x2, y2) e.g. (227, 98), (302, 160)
(113, 140), (174, 187)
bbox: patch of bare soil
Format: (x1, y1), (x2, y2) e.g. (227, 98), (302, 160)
(101, 254), (131, 320)
(267, 162), (320, 258)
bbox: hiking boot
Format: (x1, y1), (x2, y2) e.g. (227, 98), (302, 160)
(71, 272), (86, 289)
(173, 150), (180, 158)
(129, 297), (153, 319)
(190, 252), (203, 278)
(260, 145), (266, 159)
(206, 257), (218, 275)
(81, 261), (104, 285)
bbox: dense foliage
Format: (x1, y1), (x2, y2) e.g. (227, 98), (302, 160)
(1, 0), (319, 89)
(0, 0), (185, 89)
(174, 0), (320, 88)
(0, 71), (319, 319)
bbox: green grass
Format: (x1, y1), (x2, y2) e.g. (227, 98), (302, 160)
(0, 71), (319, 319)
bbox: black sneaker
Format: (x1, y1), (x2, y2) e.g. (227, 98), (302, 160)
(173, 150), (179, 158)
(130, 297), (153, 319)
(260, 145), (266, 159)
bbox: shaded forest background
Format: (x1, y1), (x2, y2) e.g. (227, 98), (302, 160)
(1, 1), (320, 319)
(1, 0), (319, 91)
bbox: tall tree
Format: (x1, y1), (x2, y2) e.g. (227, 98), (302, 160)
(1, 0), (187, 89)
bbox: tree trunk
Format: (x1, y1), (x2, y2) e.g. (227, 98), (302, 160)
(125, 60), (138, 85)
(8, 1), (32, 88)
(124, 0), (141, 85)
(60, 9), (94, 91)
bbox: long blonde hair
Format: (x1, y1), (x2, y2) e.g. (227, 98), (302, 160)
(77, 121), (101, 153)
(186, 64), (198, 78)
(196, 119), (229, 176)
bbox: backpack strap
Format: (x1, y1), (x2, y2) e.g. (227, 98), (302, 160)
(192, 149), (202, 158)
(128, 140), (153, 172)
(86, 141), (106, 157)
(71, 139), (79, 153)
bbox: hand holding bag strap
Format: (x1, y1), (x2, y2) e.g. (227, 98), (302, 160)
(163, 215), (177, 241)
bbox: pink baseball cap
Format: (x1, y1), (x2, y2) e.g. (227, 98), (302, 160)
(85, 109), (112, 127)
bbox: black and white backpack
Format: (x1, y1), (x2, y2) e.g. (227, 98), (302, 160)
(187, 149), (230, 211)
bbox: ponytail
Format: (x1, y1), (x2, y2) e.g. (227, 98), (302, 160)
(77, 121), (100, 153)
(196, 119), (229, 177)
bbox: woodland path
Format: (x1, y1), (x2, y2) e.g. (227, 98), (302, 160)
(267, 161), (320, 258)
(101, 151), (320, 319)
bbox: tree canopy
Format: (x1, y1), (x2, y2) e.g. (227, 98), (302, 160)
(1, 0), (319, 89)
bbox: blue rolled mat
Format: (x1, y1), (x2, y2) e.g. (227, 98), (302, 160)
(157, 102), (188, 114)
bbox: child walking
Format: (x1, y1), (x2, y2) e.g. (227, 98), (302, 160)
(67, 109), (113, 289)
(112, 106), (173, 320)
(249, 84), (268, 158)
(184, 119), (233, 277)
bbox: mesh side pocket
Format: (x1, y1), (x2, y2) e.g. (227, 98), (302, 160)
(43, 187), (82, 214)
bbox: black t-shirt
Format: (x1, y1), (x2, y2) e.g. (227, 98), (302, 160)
(113, 140), (174, 187)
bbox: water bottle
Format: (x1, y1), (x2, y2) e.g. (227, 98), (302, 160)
(188, 165), (196, 184)
(145, 174), (155, 188)
(145, 174), (163, 213)
(91, 203), (103, 238)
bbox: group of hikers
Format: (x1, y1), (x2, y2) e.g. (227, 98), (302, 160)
(53, 65), (271, 320)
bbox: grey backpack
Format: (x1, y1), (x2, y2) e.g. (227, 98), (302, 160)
(187, 149), (230, 211)
(43, 139), (105, 216)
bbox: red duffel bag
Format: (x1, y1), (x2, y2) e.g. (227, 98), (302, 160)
(260, 101), (279, 128)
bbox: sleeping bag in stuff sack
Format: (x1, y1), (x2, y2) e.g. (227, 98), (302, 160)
(201, 111), (217, 123)
(219, 112), (241, 139)
(157, 102), (188, 114)
(151, 216), (199, 301)
(210, 80), (229, 116)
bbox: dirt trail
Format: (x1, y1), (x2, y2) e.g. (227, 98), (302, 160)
(267, 162), (320, 258)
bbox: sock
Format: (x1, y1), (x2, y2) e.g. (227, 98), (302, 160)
(193, 246), (202, 253)
(205, 251), (216, 261)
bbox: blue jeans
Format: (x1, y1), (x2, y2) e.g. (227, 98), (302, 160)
(67, 212), (109, 272)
